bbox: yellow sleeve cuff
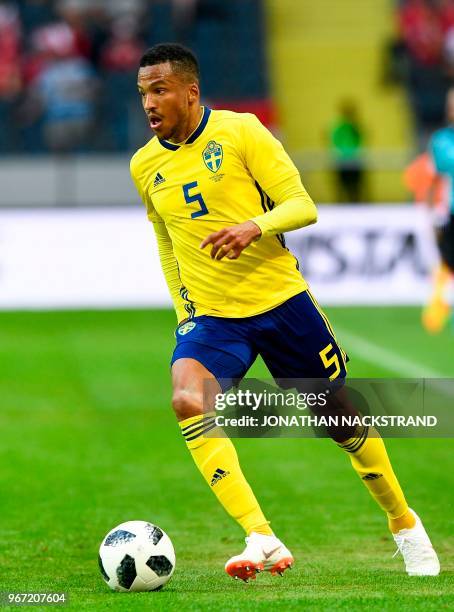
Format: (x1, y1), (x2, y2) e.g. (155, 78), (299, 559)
(252, 196), (317, 239)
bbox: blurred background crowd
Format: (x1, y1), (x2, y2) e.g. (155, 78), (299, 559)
(392, 0), (454, 147)
(0, 0), (453, 203)
(0, 0), (268, 154)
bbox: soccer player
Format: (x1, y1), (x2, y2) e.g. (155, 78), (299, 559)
(404, 150), (452, 333)
(421, 87), (454, 333)
(130, 43), (440, 580)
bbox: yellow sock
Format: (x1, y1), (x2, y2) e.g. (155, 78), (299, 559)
(422, 263), (452, 332)
(179, 414), (273, 536)
(388, 509), (416, 534)
(433, 262), (451, 303)
(338, 427), (415, 532)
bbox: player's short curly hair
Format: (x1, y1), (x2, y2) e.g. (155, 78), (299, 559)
(139, 43), (200, 82)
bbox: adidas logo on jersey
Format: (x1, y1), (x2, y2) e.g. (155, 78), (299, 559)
(210, 468), (230, 486)
(153, 172), (165, 187)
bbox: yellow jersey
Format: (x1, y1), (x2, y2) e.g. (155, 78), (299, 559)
(130, 107), (314, 321)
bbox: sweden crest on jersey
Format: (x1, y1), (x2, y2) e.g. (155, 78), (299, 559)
(203, 140), (223, 173)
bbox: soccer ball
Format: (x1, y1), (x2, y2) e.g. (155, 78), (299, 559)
(98, 520), (175, 592)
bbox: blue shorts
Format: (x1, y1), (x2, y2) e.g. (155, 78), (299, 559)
(171, 290), (348, 387)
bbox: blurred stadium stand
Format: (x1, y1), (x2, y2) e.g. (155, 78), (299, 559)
(394, 0), (453, 148)
(0, 0), (271, 155)
(0, 0), (452, 206)
(267, 0), (419, 203)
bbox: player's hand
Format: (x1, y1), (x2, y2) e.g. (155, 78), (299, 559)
(200, 221), (262, 260)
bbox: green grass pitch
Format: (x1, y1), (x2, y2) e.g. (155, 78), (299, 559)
(1, 307), (453, 610)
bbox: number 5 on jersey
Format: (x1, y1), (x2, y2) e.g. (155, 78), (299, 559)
(183, 181), (209, 219)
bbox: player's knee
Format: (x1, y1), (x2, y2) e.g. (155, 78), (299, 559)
(171, 389), (203, 421)
(311, 386), (360, 442)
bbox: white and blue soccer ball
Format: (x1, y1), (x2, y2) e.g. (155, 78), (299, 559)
(98, 520), (175, 592)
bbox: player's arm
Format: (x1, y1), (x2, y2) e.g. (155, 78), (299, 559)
(426, 134), (450, 224)
(130, 161), (187, 323)
(152, 218), (188, 323)
(201, 114), (317, 260)
(425, 173), (443, 210)
(430, 132), (454, 174)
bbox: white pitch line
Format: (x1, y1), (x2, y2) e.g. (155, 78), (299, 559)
(336, 327), (446, 379)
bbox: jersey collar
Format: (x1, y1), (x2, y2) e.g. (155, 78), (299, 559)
(158, 106), (211, 151)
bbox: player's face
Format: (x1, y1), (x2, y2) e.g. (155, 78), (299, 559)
(137, 62), (199, 142)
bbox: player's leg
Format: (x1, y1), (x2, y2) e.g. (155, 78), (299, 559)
(257, 290), (413, 525)
(173, 356), (294, 580)
(255, 290), (439, 574)
(172, 318), (293, 581)
(172, 355), (272, 537)
(422, 261), (452, 333)
(422, 218), (454, 333)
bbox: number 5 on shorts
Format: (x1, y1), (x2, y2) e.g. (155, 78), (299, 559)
(319, 343), (341, 380)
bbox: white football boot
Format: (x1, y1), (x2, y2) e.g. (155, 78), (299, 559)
(392, 509), (440, 576)
(225, 532), (294, 582)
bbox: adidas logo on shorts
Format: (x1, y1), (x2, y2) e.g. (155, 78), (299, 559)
(210, 468), (230, 486)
